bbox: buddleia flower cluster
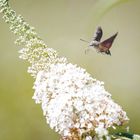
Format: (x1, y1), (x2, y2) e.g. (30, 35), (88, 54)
(1, 0), (139, 140)
(33, 63), (129, 140)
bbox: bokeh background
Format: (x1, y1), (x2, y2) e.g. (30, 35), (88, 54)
(0, 0), (140, 140)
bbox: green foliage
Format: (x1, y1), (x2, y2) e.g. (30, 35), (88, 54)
(88, 0), (131, 29)
(113, 133), (140, 140)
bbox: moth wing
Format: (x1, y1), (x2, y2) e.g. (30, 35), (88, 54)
(100, 32), (118, 49)
(92, 26), (103, 42)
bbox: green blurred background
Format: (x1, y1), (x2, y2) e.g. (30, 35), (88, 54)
(0, 0), (140, 139)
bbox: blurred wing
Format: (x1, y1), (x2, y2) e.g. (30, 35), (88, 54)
(92, 26), (103, 42)
(100, 32), (118, 49)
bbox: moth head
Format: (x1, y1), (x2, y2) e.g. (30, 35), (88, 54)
(89, 40), (99, 47)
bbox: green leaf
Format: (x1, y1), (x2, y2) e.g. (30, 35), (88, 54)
(113, 133), (140, 140)
(115, 132), (134, 139)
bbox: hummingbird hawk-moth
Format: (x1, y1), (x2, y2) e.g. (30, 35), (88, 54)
(80, 26), (118, 55)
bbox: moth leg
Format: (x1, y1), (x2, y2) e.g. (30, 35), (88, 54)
(95, 48), (101, 54)
(85, 47), (92, 54)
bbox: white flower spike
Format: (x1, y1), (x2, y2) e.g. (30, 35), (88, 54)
(0, 0), (135, 140)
